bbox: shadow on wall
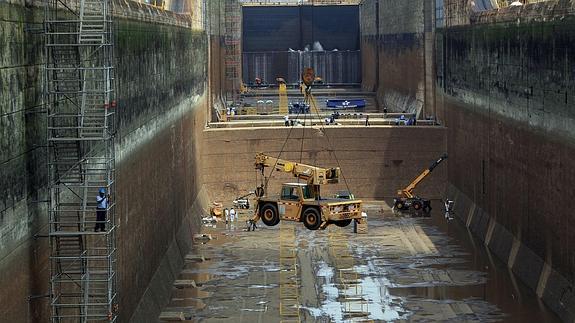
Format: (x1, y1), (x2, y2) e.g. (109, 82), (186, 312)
(201, 126), (447, 205)
(378, 36), (425, 115)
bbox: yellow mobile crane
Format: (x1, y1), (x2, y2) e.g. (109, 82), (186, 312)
(250, 153), (363, 231)
(394, 153), (448, 214)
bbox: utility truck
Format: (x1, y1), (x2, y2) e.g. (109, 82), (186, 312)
(251, 153), (363, 230)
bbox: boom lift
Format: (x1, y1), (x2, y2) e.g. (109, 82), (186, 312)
(394, 153), (448, 213)
(250, 153), (363, 231)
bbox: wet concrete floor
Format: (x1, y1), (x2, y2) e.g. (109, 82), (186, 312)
(159, 202), (560, 322)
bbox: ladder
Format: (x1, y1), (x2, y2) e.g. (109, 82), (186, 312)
(44, 0), (117, 320)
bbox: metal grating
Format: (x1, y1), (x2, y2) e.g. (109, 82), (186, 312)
(279, 224), (301, 322)
(328, 229), (369, 319)
(44, 0), (118, 320)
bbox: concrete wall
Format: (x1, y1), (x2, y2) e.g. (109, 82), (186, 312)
(0, 1), (209, 321)
(359, 0), (428, 115)
(436, 1), (575, 321)
(359, 0), (378, 92)
(0, 3), (50, 321)
(201, 126), (447, 203)
(113, 9), (208, 322)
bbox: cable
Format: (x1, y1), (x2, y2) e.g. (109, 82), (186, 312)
(307, 88), (352, 195)
(262, 80), (351, 198)
(299, 103), (306, 164)
(261, 90), (305, 191)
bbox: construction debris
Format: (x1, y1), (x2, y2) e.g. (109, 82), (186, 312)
(159, 311), (186, 321)
(173, 280), (197, 288)
(354, 212), (368, 234)
(209, 201), (223, 217)
(185, 254), (207, 262)
(193, 234), (212, 242)
(201, 215), (217, 224)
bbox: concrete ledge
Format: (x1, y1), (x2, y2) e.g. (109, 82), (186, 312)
(487, 221), (513, 265)
(468, 207), (489, 242)
(208, 120), (437, 129)
(543, 270), (575, 321)
(448, 183), (575, 322)
(513, 244), (544, 291)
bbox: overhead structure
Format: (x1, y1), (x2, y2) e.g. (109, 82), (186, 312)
(44, 0), (118, 320)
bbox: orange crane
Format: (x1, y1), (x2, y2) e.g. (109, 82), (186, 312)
(394, 153), (448, 214)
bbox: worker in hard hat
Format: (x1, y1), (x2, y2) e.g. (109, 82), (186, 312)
(95, 188), (110, 232)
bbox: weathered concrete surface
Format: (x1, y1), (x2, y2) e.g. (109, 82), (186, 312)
(0, 1), (209, 321)
(159, 203), (560, 322)
(0, 3), (51, 321)
(359, 0), (427, 114)
(0, 2), (46, 259)
(436, 2), (575, 321)
(206, 0), (226, 122)
(201, 126), (447, 203)
(359, 0), (378, 92)
(118, 96), (207, 323)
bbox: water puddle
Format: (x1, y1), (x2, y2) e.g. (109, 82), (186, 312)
(158, 205), (560, 322)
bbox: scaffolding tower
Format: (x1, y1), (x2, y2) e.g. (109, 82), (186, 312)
(224, 0), (241, 102)
(44, 0), (118, 320)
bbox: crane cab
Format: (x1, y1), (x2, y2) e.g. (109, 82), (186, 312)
(277, 183), (312, 221)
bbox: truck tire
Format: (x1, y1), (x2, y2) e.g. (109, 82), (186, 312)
(412, 200), (422, 211)
(260, 203), (280, 226)
(302, 208), (322, 230)
(334, 219), (352, 227)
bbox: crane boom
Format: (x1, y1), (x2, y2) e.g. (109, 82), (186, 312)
(398, 153), (448, 198)
(255, 152), (340, 185)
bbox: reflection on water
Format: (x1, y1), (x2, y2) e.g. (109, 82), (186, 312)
(158, 204), (560, 322)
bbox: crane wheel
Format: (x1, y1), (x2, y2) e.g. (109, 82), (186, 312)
(412, 201), (423, 211)
(422, 201), (432, 215)
(395, 200), (406, 210)
(334, 219), (352, 228)
(302, 208), (322, 230)
(261, 203), (280, 226)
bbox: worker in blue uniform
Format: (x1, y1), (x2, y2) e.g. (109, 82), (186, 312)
(95, 188), (109, 232)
